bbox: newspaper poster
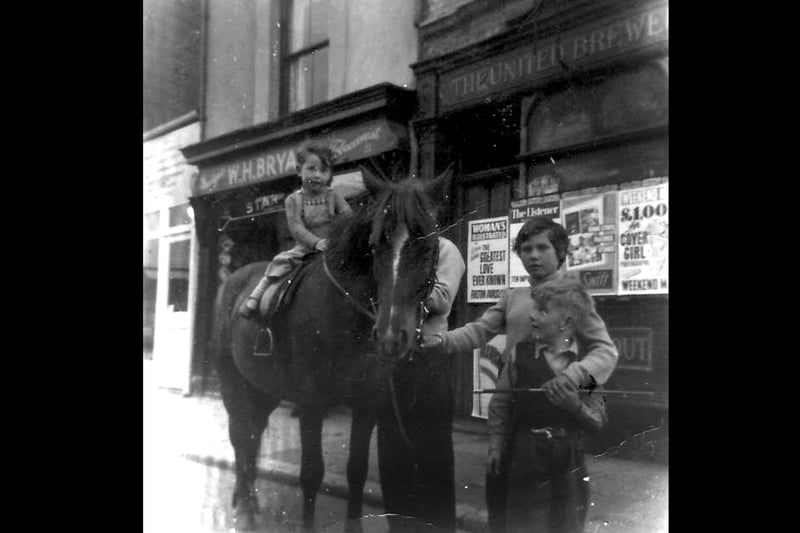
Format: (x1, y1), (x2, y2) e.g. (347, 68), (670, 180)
(561, 191), (618, 295)
(508, 195), (560, 288)
(617, 181), (669, 294)
(471, 338), (505, 419)
(467, 216), (509, 303)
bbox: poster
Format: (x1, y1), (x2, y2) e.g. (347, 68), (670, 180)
(508, 195), (560, 288)
(471, 340), (503, 419)
(467, 216), (509, 303)
(617, 180), (669, 294)
(561, 190), (618, 295)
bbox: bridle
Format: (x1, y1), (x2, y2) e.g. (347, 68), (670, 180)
(411, 235), (440, 356)
(322, 235), (439, 352)
(322, 236), (440, 451)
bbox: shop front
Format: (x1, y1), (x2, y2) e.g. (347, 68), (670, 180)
(181, 84), (415, 393)
(412, 0), (668, 456)
(143, 119), (201, 394)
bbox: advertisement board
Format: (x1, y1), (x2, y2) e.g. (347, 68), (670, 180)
(617, 180), (669, 294)
(467, 217), (509, 303)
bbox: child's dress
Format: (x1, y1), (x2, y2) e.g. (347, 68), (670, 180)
(266, 185), (352, 278)
(240, 185), (353, 319)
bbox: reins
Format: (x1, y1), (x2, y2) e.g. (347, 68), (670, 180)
(322, 236), (440, 453)
(321, 252), (377, 321)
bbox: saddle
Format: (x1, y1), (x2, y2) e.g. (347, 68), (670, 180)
(257, 253), (318, 321)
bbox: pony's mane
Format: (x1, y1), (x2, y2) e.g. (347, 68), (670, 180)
(325, 179), (439, 268)
(367, 179), (438, 246)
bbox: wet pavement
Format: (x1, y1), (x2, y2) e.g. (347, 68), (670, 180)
(143, 362), (667, 532)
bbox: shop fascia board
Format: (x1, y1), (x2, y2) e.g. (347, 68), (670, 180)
(182, 84), (415, 166)
(412, 0), (654, 75)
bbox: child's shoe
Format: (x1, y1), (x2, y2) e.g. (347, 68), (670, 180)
(238, 297), (259, 319)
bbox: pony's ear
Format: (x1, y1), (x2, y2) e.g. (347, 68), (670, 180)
(425, 162), (455, 203)
(359, 164), (387, 197)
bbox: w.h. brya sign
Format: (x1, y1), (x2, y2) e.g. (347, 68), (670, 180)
(191, 119), (401, 197)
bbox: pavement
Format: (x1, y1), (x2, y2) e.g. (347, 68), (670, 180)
(144, 364), (668, 532)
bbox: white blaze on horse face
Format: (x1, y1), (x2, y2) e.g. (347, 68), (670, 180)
(388, 223), (409, 322)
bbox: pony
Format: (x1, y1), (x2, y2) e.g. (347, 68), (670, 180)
(211, 167), (452, 531)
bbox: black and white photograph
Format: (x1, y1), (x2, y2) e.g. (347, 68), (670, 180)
(144, 1), (668, 531)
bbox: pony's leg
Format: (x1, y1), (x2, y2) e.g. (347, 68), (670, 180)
(299, 409), (325, 532)
(345, 407), (377, 532)
(215, 355), (278, 531)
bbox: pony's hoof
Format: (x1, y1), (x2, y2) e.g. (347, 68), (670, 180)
(232, 497), (259, 531)
(232, 509), (258, 532)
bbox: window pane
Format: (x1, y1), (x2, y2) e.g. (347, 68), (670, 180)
(167, 239), (190, 312)
(289, 0), (328, 52)
(168, 203), (193, 226)
(526, 62), (668, 153)
(289, 0), (310, 52)
(289, 48), (328, 113)
(311, 46), (328, 104)
(527, 138), (668, 193)
(596, 64), (668, 135)
(143, 238), (159, 359)
(145, 211), (160, 233)
(528, 87), (594, 152)
(308, 0), (328, 45)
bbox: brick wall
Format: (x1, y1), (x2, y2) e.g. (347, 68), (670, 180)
(143, 0), (203, 133)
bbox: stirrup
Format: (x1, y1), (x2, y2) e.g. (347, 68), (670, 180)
(253, 328), (274, 357)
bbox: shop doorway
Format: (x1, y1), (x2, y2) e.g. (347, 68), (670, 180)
(152, 232), (194, 392)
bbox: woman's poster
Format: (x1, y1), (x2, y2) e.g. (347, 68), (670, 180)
(617, 180), (669, 294)
(467, 216), (509, 303)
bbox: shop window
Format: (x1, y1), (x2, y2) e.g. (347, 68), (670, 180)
(526, 138), (668, 194)
(168, 203), (193, 227)
(283, 0), (329, 113)
(446, 102), (519, 175)
(525, 62), (668, 154)
(167, 239), (190, 312)
(145, 211), (160, 233)
(143, 238), (159, 359)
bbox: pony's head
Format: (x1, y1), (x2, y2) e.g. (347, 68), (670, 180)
(363, 165), (453, 362)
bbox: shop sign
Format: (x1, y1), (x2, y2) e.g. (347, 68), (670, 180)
(192, 119), (401, 197)
(467, 216), (509, 303)
(225, 192), (287, 219)
(608, 327), (653, 371)
(440, 2), (668, 109)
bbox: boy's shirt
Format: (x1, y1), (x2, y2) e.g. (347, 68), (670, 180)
(487, 340), (609, 454)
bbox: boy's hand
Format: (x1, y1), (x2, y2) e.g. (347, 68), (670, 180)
(315, 239), (329, 251)
(487, 449), (504, 477)
(419, 334), (444, 351)
(543, 374), (581, 413)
